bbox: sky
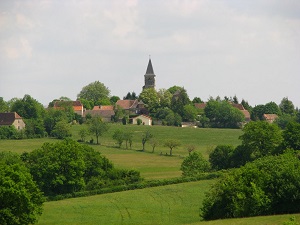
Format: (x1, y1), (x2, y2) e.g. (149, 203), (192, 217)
(0, 0), (299, 108)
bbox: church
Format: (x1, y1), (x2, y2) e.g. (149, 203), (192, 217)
(143, 58), (156, 90)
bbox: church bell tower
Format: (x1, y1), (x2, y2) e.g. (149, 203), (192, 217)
(143, 57), (156, 90)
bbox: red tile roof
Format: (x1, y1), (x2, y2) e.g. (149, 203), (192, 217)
(194, 103), (206, 109)
(93, 105), (114, 111)
(116, 100), (138, 109)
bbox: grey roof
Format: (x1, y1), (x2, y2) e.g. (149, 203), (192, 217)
(145, 59), (155, 75)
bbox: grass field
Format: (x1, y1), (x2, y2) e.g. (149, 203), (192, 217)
(0, 124), (242, 179)
(37, 180), (300, 225)
(1, 124), (299, 224)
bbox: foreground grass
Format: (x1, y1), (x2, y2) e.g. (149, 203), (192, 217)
(38, 180), (214, 225)
(37, 180), (299, 225)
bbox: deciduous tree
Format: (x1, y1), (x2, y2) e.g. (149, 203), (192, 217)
(88, 117), (109, 145)
(77, 81), (110, 105)
(164, 139), (181, 156)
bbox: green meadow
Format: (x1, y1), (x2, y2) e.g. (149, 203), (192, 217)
(37, 180), (299, 225)
(0, 124), (242, 179)
(1, 124), (299, 224)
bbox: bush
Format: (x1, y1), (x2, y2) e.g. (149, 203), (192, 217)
(201, 151), (300, 220)
(181, 152), (210, 177)
(209, 145), (235, 170)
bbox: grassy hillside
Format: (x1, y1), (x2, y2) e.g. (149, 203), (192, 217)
(0, 124), (242, 179)
(37, 180), (299, 225)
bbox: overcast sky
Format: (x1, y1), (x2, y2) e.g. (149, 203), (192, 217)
(1, 0), (299, 108)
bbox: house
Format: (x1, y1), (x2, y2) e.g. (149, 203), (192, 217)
(115, 99), (148, 115)
(84, 105), (115, 122)
(0, 112), (26, 130)
(53, 100), (84, 116)
(181, 122), (197, 128)
(263, 114), (278, 123)
(131, 114), (152, 125)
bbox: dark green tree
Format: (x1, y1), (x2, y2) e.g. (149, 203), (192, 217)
(282, 122), (300, 150)
(264, 101), (281, 115)
(112, 129), (124, 148)
(22, 139), (86, 195)
(201, 152), (300, 220)
(209, 145), (235, 170)
(239, 121), (283, 158)
(171, 88), (190, 117)
(251, 104), (265, 120)
(0, 97), (9, 112)
(11, 94), (45, 119)
(0, 152), (44, 225)
(110, 95), (120, 104)
(204, 100), (244, 128)
(181, 152), (210, 177)
(280, 97), (295, 115)
(192, 97), (203, 103)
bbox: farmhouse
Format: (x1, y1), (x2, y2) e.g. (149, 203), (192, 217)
(116, 99), (148, 115)
(0, 112), (26, 130)
(84, 105), (115, 122)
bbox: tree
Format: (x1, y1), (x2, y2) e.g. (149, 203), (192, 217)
(51, 120), (72, 139)
(141, 130), (153, 151)
(123, 131), (133, 149)
(0, 97), (9, 112)
(181, 152), (210, 177)
(164, 139), (181, 156)
(183, 104), (198, 121)
(44, 108), (69, 135)
(201, 152), (300, 220)
(0, 152), (44, 225)
(139, 88), (160, 113)
(24, 118), (46, 138)
(282, 122), (300, 150)
(123, 92), (137, 100)
(10, 94), (45, 119)
(209, 145), (235, 170)
(77, 81), (110, 105)
(79, 127), (89, 142)
(186, 144), (196, 155)
(204, 100), (244, 128)
(150, 138), (160, 153)
(22, 139), (86, 195)
(239, 121), (283, 158)
(280, 97), (295, 115)
(110, 95), (120, 104)
(251, 104), (265, 120)
(264, 101), (281, 115)
(192, 97), (203, 104)
(88, 117), (109, 145)
(170, 88), (190, 117)
(112, 129), (124, 148)
(157, 89), (172, 108)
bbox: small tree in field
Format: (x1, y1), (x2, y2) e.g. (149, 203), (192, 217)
(88, 117), (109, 145)
(164, 139), (181, 156)
(187, 144), (196, 155)
(141, 130), (153, 151)
(150, 138), (160, 153)
(112, 129), (124, 148)
(124, 131), (133, 149)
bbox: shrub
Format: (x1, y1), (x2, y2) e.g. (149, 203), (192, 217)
(201, 151), (300, 220)
(181, 152), (210, 177)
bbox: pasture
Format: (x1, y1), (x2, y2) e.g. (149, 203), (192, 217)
(0, 124), (242, 179)
(37, 180), (299, 225)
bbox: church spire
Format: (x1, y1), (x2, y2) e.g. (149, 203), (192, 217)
(145, 58), (154, 75)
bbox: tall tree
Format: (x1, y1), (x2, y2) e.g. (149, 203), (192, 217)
(77, 81), (110, 105)
(170, 88), (190, 117)
(0, 152), (44, 225)
(88, 117), (109, 145)
(11, 94), (45, 119)
(139, 88), (160, 113)
(141, 130), (153, 151)
(239, 121), (283, 158)
(0, 97), (9, 112)
(279, 97), (295, 115)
